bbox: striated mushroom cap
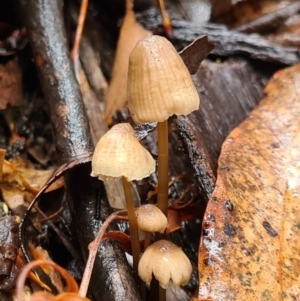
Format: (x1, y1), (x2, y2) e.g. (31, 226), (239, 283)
(127, 35), (200, 124)
(138, 239), (192, 289)
(91, 123), (155, 181)
(135, 204), (167, 233)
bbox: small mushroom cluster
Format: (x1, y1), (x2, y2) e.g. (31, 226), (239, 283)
(91, 35), (199, 299)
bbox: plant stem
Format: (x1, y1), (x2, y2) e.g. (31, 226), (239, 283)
(157, 120), (169, 217)
(156, 0), (172, 36)
(143, 231), (151, 252)
(71, 0), (89, 62)
(122, 176), (141, 278)
(78, 210), (127, 297)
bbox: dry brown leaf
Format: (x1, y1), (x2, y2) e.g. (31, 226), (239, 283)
(230, 0), (288, 26)
(197, 63), (300, 300)
(103, 0), (151, 124)
(29, 245), (64, 293)
(0, 160), (61, 211)
(0, 149), (5, 180)
(15, 260), (90, 301)
(0, 57), (22, 109)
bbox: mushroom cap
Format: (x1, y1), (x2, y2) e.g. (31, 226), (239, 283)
(91, 123), (155, 181)
(138, 239), (192, 289)
(127, 35), (200, 124)
(135, 204), (167, 233)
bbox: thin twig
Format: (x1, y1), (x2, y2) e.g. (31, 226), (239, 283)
(78, 210), (128, 297)
(71, 0), (89, 63)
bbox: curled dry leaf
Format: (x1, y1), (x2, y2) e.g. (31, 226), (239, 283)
(197, 63), (300, 300)
(0, 159), (61, 212)
(29, 244), (64, 293)
(104, 0), (151, 124)
(28, 292), (90, 301)
(102, 230), (132, 255)
(178, 35), (214, 75)
(15, 260), (89, 301)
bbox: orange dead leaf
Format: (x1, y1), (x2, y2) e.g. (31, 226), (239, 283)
(26, 291), (90, 301)
(0, 159), (62, 211)
(0, 149), (5, 180)
(15, 251), (51, 292)
(29, 244), (64, 293)
(197, 64), (300, 300)
(15, 260), (88, 301)
(103, 0), (151, 124)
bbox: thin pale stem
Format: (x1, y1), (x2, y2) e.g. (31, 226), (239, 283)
(78, 210), (127, 297)
(71, 0), (89, 62)
(153, 120), (169, 301)
(122, 176), (141, 278)
(157, 120), (169, 217)
(143, 231), (151, 252)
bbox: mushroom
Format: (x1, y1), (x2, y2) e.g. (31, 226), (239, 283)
(127, 35), (199, 217)
(138, 239), (192, 289)
(136, 204), (167, 250)
(136, 204), (167, 234)
(91, 123), (155, 275)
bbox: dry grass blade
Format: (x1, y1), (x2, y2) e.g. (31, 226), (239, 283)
(104, 0), (151, 124)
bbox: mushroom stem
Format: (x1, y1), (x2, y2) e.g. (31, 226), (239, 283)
(122, 176), (141, 277)
(157, 120), (169, 217)
(144, 231), (151, 252)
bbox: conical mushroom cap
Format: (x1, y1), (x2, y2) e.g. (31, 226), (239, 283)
(135, 204), (167, 233)
(128, 35), (200, 124)
(138, 239), (192, 289)
(91, 123), (155, 181)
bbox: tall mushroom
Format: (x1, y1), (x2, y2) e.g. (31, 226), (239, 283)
(127, 35), (200, 218)
(90, 123), (155, 277)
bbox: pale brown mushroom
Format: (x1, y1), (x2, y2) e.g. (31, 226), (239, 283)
(127, 35), (199, 218)
(138, 239), (192, 289)
(136, 204), (167, 234)
(91, 123), (155, 276)
(136, 204), (167, 252)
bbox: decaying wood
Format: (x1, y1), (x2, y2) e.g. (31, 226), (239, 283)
(18, 0), (140, 300)
(137, 10), (299, 65)
(176, 59), (266, 199)
(234, 2), (300, 34)
(0, 216), (20, 291)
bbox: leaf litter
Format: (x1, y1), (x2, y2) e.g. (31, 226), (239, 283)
(197, 63), (300, 300)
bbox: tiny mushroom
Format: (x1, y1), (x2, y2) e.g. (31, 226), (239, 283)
(136, 204), (167, 233)
(127, 35), (199, 217)
(138, 239), (192, 289)
(91, 123), (155, 275)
